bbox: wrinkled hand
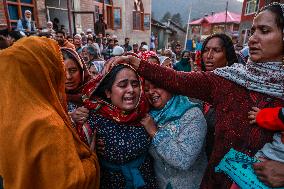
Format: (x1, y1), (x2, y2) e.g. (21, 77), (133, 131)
(253, 159), (284, 187)
(69, 106), (89, 124)
(102, 55), (141, 74)
(140, 114), (158, 138)
(248, 107), (260, 124)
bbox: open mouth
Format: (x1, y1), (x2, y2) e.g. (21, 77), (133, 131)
(123, 96), (136, 104)
(249, 47), (260, 54)
(150, 96), (160, 104)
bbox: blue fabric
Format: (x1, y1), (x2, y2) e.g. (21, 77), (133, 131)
(215, 148), (284, 189)
(150, 95), (199, 126)
(100, 155), (146, 189)
(166, 183), (173, 189)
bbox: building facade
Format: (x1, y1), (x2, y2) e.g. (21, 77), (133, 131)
(189, 11), (240, 39)
(1, 0), (151, 44)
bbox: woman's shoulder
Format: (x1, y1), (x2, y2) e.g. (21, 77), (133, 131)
(182, 106), (204, 119)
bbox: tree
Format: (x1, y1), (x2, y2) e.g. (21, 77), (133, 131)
(171, 13), (183, 26)
(161, 12), (171, 22)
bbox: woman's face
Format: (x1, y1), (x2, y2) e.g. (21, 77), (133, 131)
(183, 52), (190, 59)
(202, 37), (227, 71)
(162, 59), (173, 68)
(105, 68), (141, 111)
(248, 10), (283, 63)
(144, 80), (172, 110)
(81, 48), (90, 62)
(89, 65), (98, 77)
(64, 58), (82, 91)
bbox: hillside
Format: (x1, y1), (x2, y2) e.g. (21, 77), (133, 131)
(152, 0), (243, 25)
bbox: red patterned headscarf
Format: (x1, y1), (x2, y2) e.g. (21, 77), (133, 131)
(139, 51), (158, 62)
(61, 47), (92, 107)
(82, 63), (149, 125)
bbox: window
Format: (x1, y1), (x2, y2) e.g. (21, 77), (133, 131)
(245, 0), (259, 15)
(5, 0), (36, 29)
(46, 0), (67, 9)
(144, 13), (150, 30)
(113, 7), (121, 29)
(133, 11), (143, 30)
(104, 0), (111, 5)
(95, 5), (100, 22)
(106, 6), (113, 29)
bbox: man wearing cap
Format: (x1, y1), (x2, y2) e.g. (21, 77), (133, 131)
(17, 10), (36, 35)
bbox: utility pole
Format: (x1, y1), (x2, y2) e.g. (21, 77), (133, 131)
(184, 2), (192, 50)
(224, 1), (228, 33)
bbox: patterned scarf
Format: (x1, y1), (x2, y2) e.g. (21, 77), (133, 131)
(213, 61), (284, 100)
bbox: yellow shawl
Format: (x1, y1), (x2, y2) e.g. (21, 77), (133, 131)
(0, 36), (99, 189)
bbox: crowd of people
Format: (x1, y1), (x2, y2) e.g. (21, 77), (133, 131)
(1, 2), (284, 189)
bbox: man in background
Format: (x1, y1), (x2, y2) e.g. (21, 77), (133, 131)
(16, 10), (36, 35)
(55, 30), (75, 50)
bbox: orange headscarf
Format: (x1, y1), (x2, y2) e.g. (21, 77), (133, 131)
(0, 36), (99, 189)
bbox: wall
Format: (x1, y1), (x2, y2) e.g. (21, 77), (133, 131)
(0, 0), (7, 29)
(36, 0), (46, 29)
(111, 0), (151, 46)
(79, 0), (96, 33)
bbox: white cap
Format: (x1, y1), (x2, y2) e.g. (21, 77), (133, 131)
(112, 46), (125, 56)
(86, 28), (92, 33)
(74, 34), (82, 39)
(25, 10), (31, 14)
(112, 35), (117, 39)
(142, 45), (149, 51)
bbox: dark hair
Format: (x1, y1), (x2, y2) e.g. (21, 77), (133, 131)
(181, 50), (190, 58)
(56, 30), (65, 36)
(53, 18), (59, 23)
(38, 32), (52, 38)
(0, 35), (9, 50)
(141, 41), (147, 46)
(201, 33), (238, 70)
(8, 31), (23, 41)
(108, 38), (114, 43)
(257, 3), (284, 31)
(149, 55), (160, 64)
(175, 44), (182, 48)
(61, 49), (83, 73)
(95, 64), (139, 101)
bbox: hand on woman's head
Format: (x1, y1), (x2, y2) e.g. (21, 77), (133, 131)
(102, 55), (141, 74)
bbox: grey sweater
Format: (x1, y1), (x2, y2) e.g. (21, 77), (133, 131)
(149, 107), (208, 189)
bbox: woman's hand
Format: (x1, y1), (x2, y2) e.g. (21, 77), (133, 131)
(102, 55), (141, 74)
(69, 106), (89, 124)
(140, 114), (158, 138)
(248, 107), (260, 124)
(253, 159), (284, 187)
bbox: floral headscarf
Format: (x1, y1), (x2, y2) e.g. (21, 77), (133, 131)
(61, 47), (92, 107)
